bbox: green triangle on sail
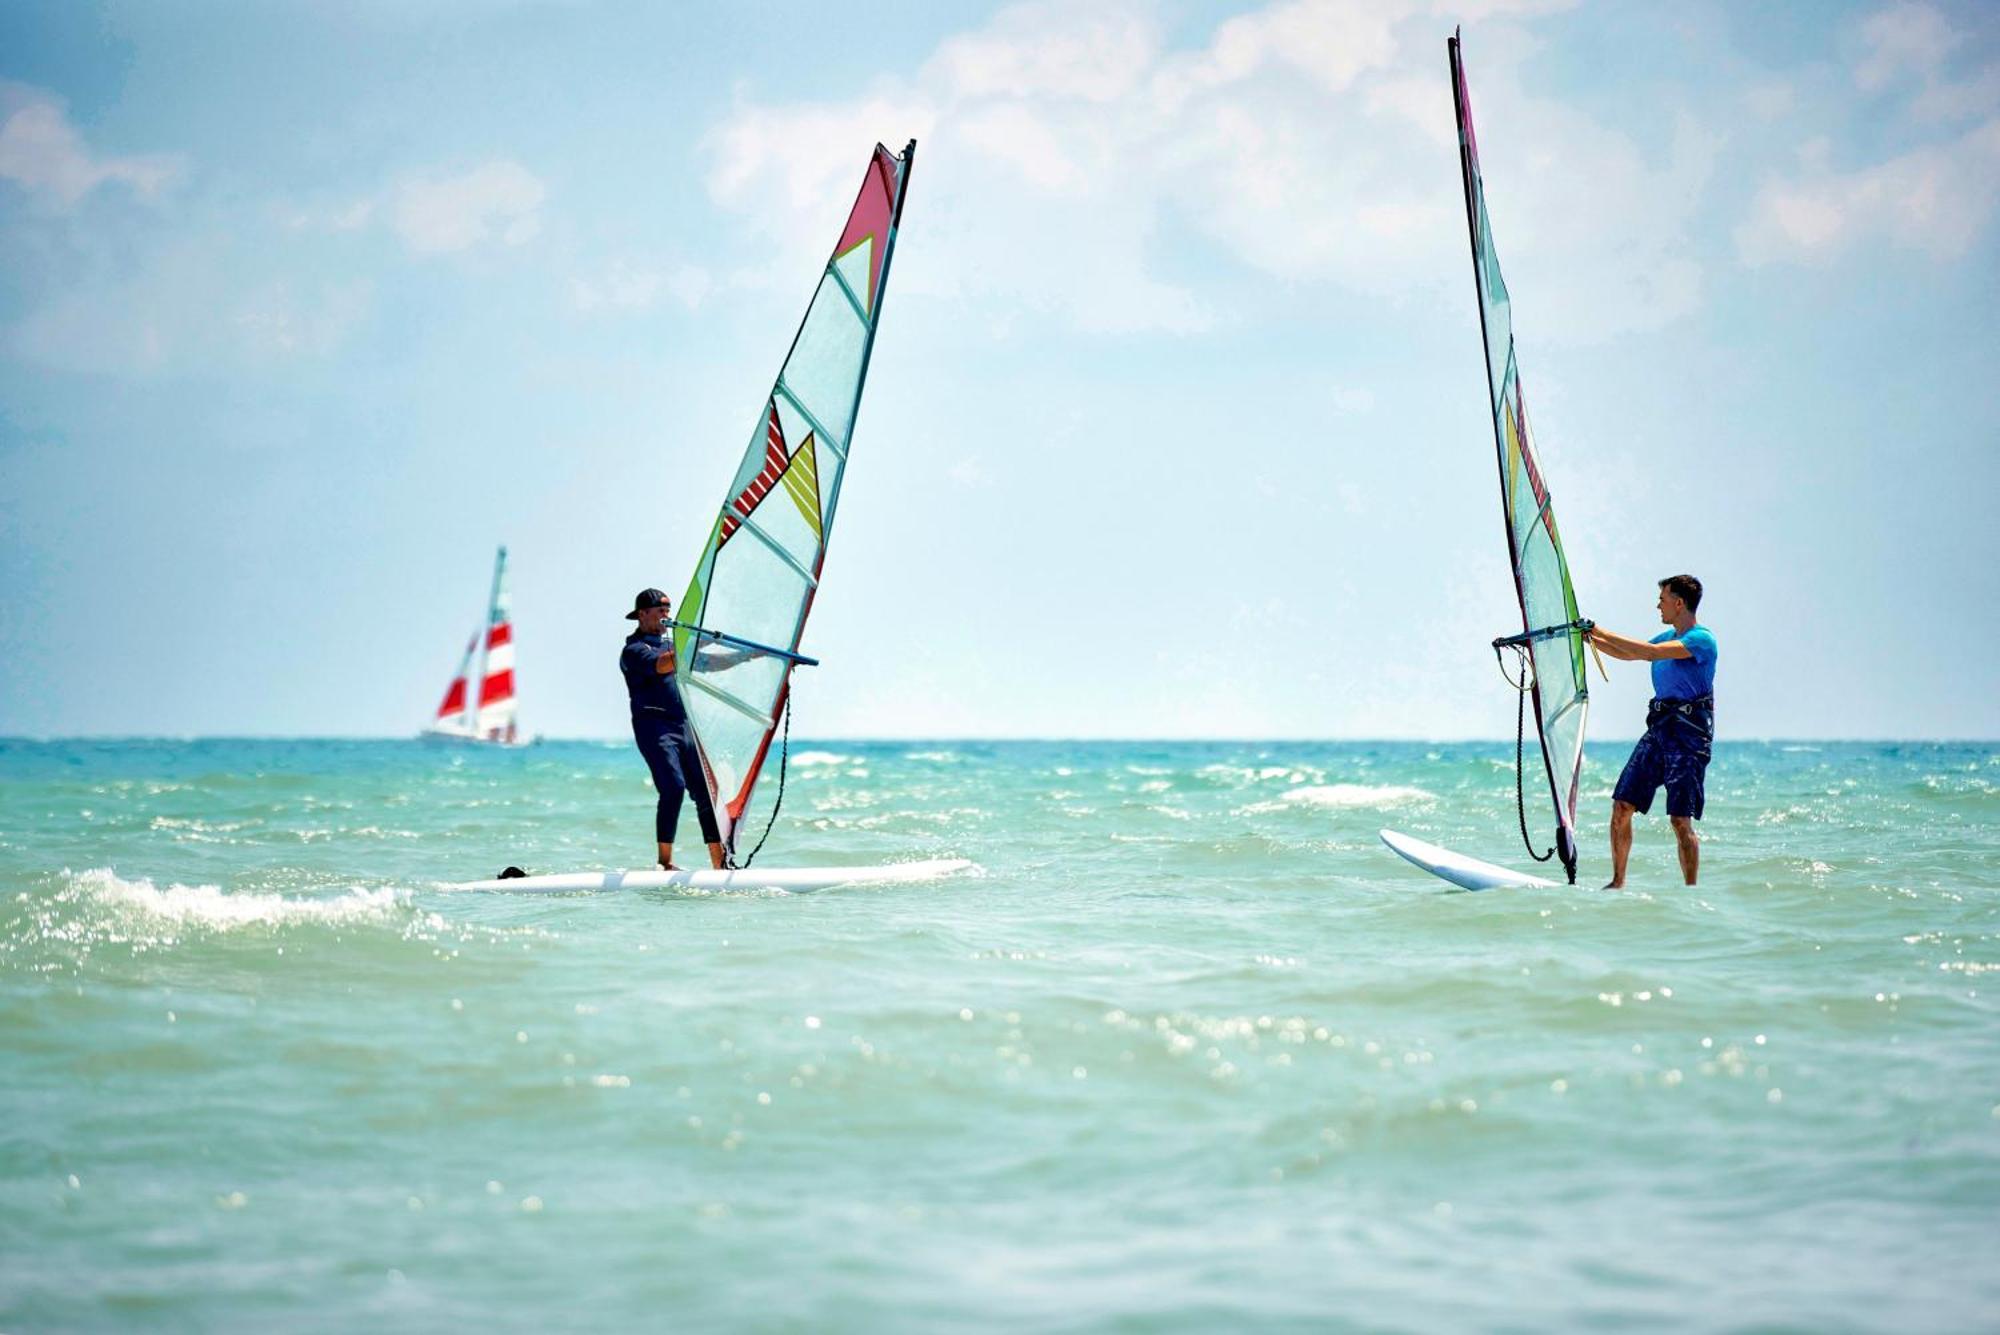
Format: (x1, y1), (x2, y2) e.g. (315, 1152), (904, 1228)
(833, 235), (876, 316)
(778, 434), (823, 541)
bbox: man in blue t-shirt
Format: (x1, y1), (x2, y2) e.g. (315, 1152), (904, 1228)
(1587, 574), (1717, 889)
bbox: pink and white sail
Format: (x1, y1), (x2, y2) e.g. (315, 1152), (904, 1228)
(423, 546), (522, 745)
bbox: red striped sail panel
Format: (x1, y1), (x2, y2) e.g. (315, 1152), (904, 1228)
(435, 631), (477, 719)
(479, 667), (514, 707)
(718, 403), (788, 544)
(479, 618), (515, 708)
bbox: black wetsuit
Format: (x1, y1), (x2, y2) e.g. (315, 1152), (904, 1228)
(620, 632), (722, 846)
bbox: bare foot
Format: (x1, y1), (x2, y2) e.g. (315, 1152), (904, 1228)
(1602, 881), (1624, 890)
(659, 862), (684, 872)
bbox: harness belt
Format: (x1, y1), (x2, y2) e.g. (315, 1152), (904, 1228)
(1647, 695), (1714, 722)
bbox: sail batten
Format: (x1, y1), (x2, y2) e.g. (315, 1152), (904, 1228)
(1544, 695), (1586, 727)
(730, 510), (823, 584)
(677, 140), (916, 849)
(773, 378), (846, 460)
(686, 674), (777, 727)
(827, 264), (871, 326)
(1451, 33), (1589, 883)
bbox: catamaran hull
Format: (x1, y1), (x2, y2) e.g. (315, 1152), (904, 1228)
(417, 731), (533, 749)
(1379, 828), (1555, 891)
(448, 858), (974, 894)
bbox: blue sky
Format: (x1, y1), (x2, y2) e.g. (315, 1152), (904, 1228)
(2, 0), (1995, 740)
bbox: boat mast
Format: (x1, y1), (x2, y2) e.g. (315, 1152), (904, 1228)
(473, 545), (505, 738)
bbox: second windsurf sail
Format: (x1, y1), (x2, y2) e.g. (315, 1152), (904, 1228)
(1450, 34), (1591, 883)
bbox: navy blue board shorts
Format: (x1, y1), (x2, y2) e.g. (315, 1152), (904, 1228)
(1613, 697), (1715, 820)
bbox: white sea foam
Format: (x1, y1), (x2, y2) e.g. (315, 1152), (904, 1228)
(69, 868), (406, 930)
(790, 751), (853, 767)
(149, 816), (258, 843)
(1278, 784), (1435, 810)
(1197, 763), (1318, 786)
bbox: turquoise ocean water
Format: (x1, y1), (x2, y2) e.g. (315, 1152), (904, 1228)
(2, 738), (1996, 1330)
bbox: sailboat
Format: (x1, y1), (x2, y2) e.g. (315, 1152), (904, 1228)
(1382, 32), (1604, 891)
(421, 545), (528, 747)
(454, 141), (970, 892)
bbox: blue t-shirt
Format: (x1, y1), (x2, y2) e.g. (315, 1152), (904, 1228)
(1651, 624), (1717, 699)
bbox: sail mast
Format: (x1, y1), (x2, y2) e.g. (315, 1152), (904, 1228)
(471, 546), (502, 739)
(1449, 33), (1504, 516)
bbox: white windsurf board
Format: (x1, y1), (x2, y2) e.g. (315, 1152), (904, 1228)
(448, 858), (974, 894)
(1379, 828), (1555, 891)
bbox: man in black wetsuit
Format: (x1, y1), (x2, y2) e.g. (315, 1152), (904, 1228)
(621, 588), (733, 871)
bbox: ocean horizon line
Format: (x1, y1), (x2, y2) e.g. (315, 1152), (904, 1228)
(3, 734), (1994, 747)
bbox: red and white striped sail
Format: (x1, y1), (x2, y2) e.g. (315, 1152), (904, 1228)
(434, 632), (478, 724)
(423, 546), (523, 745)
(475, 605), (517, 742)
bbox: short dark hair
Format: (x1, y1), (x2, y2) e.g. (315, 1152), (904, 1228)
(1659, 574), (1702, 613)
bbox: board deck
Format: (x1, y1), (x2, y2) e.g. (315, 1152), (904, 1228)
(1379, 828), (1555, 891)
(448, 858), (975, 894)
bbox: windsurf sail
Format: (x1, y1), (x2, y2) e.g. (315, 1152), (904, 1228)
(676, 140), (916, 854)
(1450, 34), (1589, 883)
(424, 545), (521, 745)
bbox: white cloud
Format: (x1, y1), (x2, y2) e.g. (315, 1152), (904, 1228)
(957, 104), (1088, 192)
(5, 134), (547, 375)
(1189, 0), (1402, 96)
(1855, 3), (1957, 91)
(709, 96), (936, 219)
(282, 197), (375, 232)
(1737, 116), (2000, 264)
(926, 2), (1156, 103)
(1911, 64), (2000, 123)
(948, 457), (993, 488)
(231, 279), (376, 359)
(1744, 81), (1796, 121)
(571, 260), (660, 312)
(7, 238), (378, 375)
(1328, 386), (1375, 415)
(701, 0), (1706, 340)
(0, 86), (178, 209)
(1736, 5), (2000, 266)
(284, 160), (550, 259)
(570, 259), (712, 313)
(391, 160), (545, 254)
(1852, 3), (1999, 123)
